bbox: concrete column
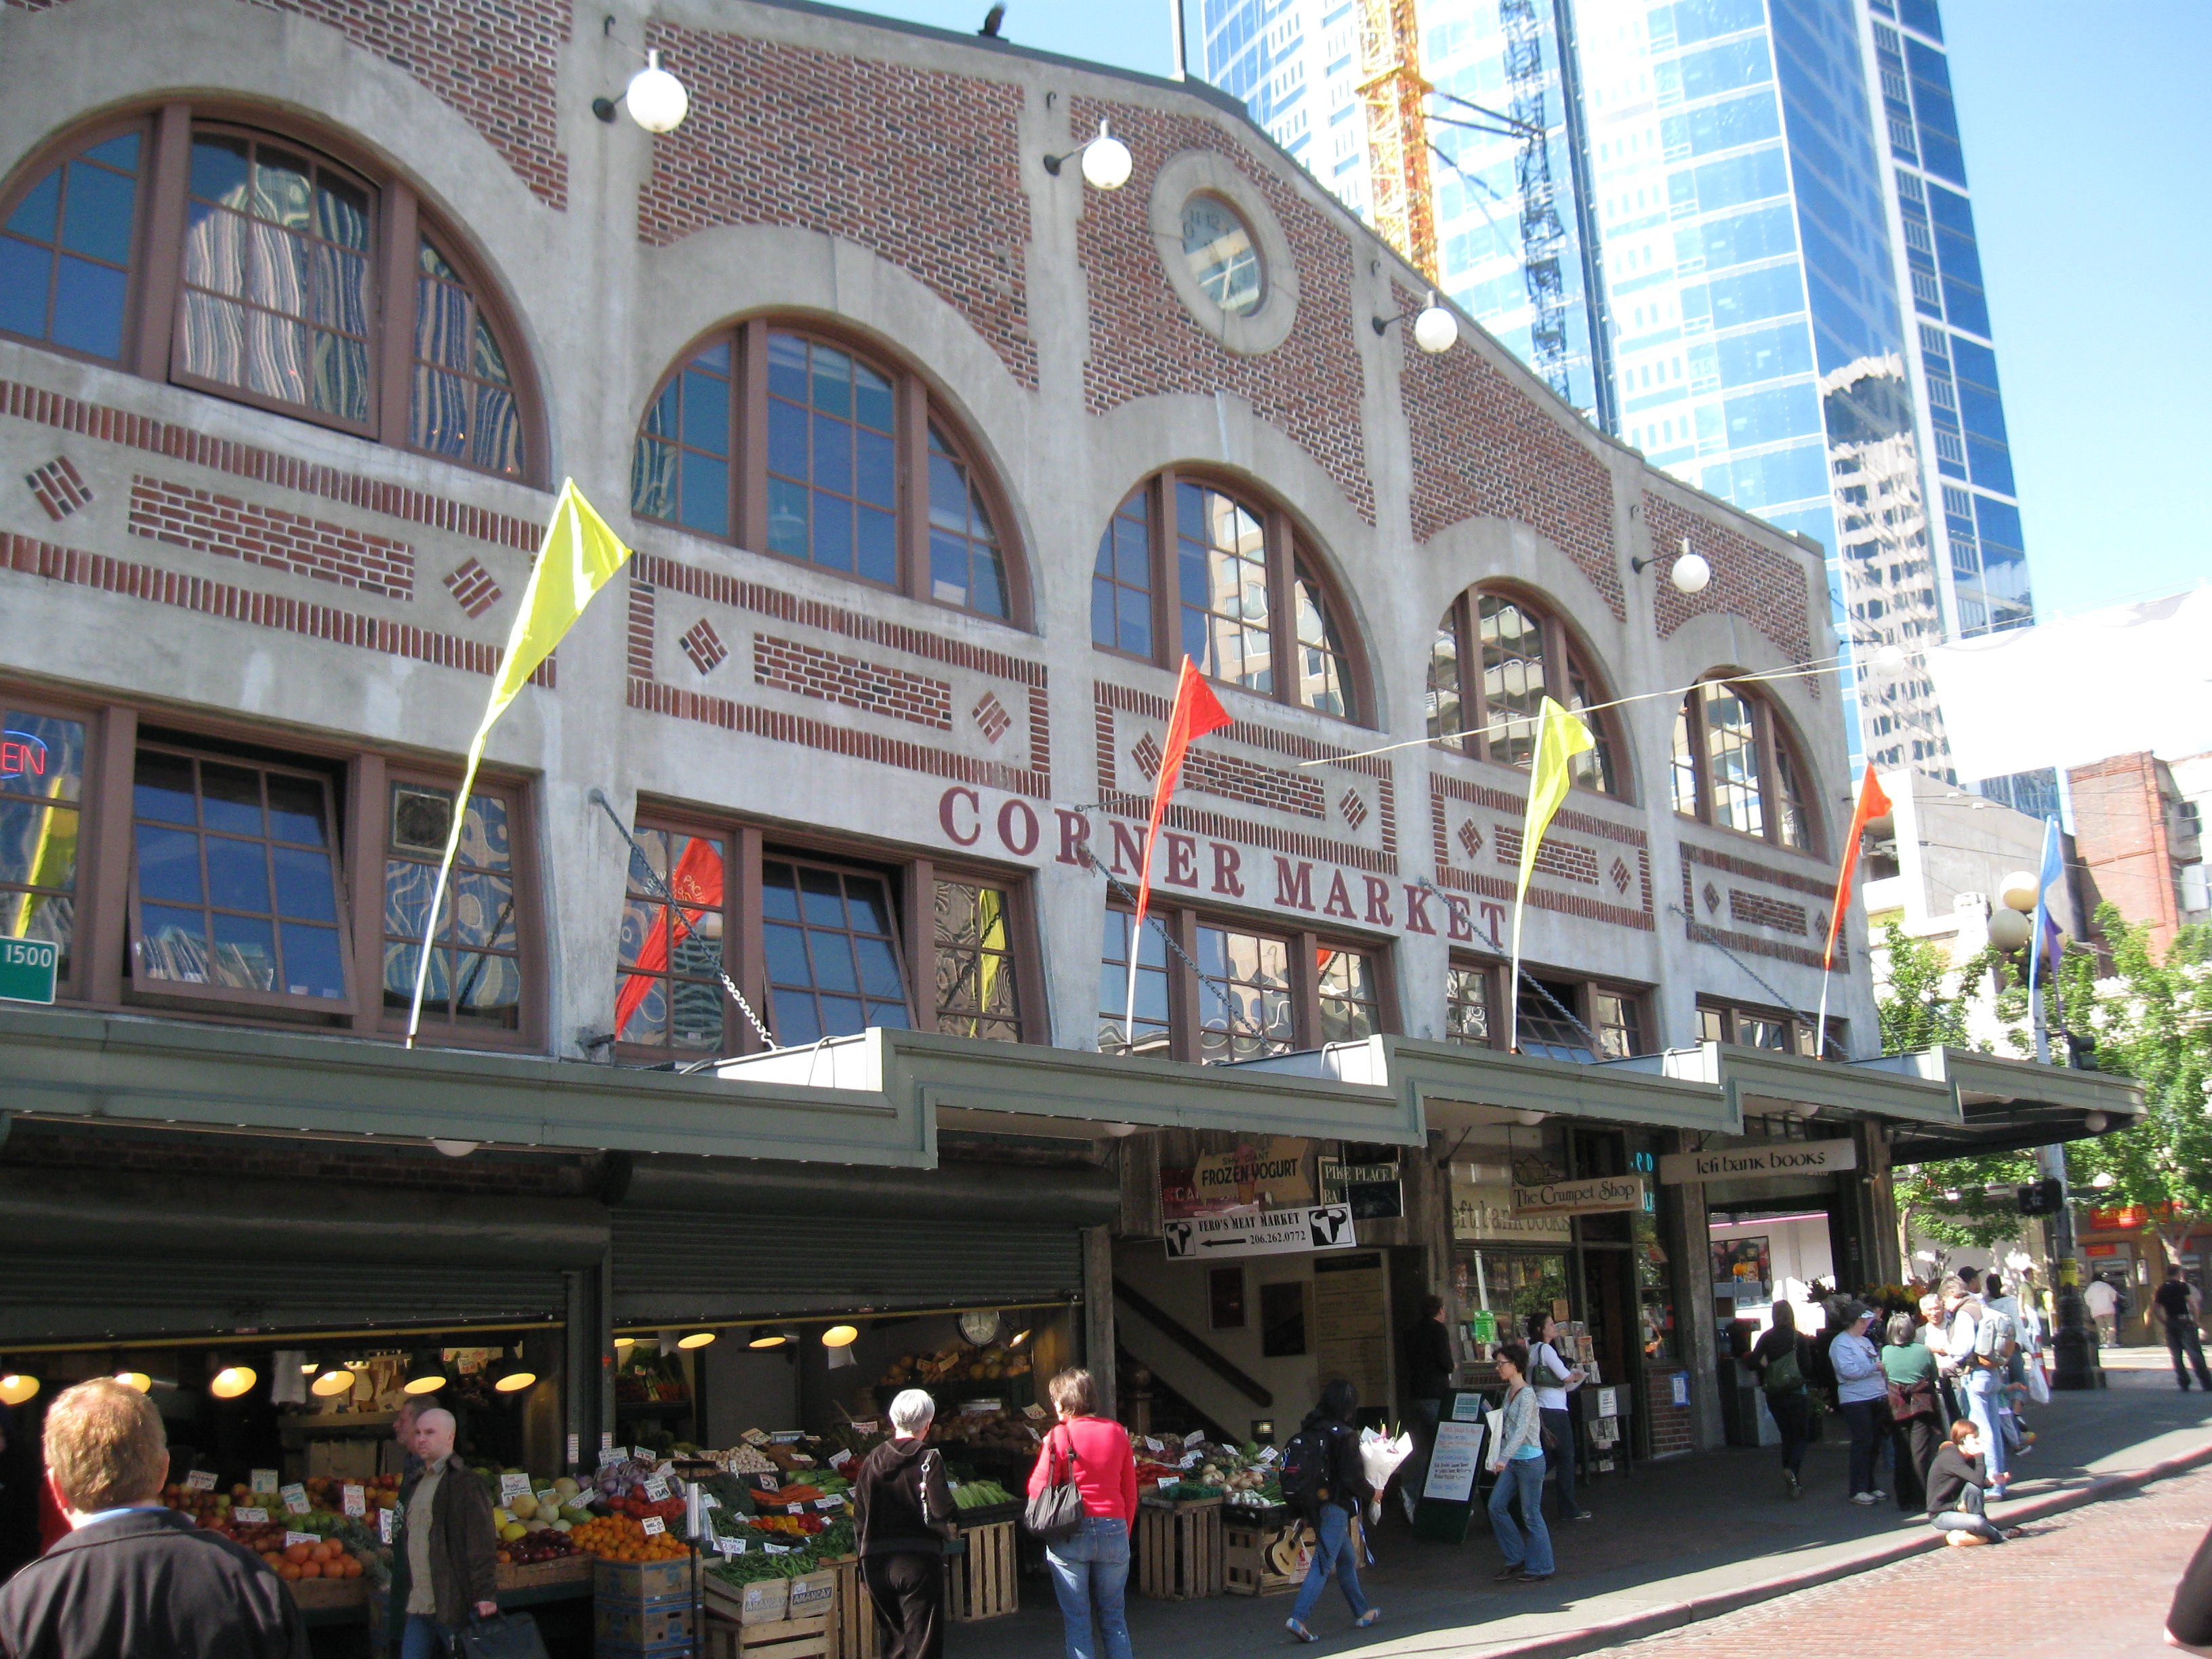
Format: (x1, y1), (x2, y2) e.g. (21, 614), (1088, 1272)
(1667, 1138), (1725, 1450)
(1083, 1223), (1118, 1420)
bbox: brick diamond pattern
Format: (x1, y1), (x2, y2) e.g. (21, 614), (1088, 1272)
(1611, 857), (1633, 895)
(1702, 881), (1723, 914)
(24, 455), (89, 520)
(443, 557), (501, 619)
(972, 691), (1012, 743)
(680, 618), (727, 676)
(1132, 733), (1162, 781)
(1338, 789), (1368, 832)
(1458, 818), (1484, 861)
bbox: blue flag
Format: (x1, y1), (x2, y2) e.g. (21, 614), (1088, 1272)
(2027, 815), (2064, 1053)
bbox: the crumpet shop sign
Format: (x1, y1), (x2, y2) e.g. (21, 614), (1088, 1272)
(1658, 1140), (1858, 1185)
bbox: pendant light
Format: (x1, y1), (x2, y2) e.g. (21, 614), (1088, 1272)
(402, 1349), (449, 1395)
(821, 1325), (859, 1349)
(210, 1362), (259, 1399)
(0, 1370), (37, 1406)
(114, 1370), (154, 1393)
(489, 1351), (537, 1394)
(747, 1328), (788, 1350)
(311, 1359), (356, 1398)
(676, 1330), (717, 1350)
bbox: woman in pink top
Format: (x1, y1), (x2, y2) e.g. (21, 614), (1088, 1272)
(1025, 1368), (1138, 1659)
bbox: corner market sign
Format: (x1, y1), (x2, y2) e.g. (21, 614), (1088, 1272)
(1658, 1140), (1858, 1185)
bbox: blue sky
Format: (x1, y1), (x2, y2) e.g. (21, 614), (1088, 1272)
(835, 1), (2210, 619)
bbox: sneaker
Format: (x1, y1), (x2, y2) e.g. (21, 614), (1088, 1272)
(1870, 1490), (1888, 1501)
(1400, 1486), (1417, 1524)
(1494, 1565), (1527, 1581)
(1570, 1510), (1594, 1521)
(1849, 1492), (1879, 1506)
(1783, 1471), (1800, 1499)
(1285, 1618), (1318, 1643)
(1355, 1610), (1382, 1629)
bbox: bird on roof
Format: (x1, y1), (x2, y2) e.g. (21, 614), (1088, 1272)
(980, 5), (1006, 37)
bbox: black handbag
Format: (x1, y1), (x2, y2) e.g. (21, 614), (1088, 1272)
(1023, 1427), (1086, 1544)
(451, 1612), (550, 1659)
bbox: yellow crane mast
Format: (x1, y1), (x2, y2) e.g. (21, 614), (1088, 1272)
(1357, 0), (1438, 281)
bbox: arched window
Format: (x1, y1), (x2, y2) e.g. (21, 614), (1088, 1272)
(1426, 588), (1622, 796)
(630, 321), (1021, 624)
(0, 108), (535, 479)
(1671, 678), (1816, 851)
(1089, 470), (1362, 721)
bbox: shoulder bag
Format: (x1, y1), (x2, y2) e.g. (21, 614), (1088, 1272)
(1023, 1427), (1088, 1544)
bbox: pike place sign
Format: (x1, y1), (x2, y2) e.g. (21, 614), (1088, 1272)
(1658, 1140), (1858, 1185)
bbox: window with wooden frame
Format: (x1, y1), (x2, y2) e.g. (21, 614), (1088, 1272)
(1, 700), (89, 995)
(932, 877), (1022, 1043)
(1427, 587), (1623, 796)
(1090, 472), (1365, 722)
(1511, 970), (1650, 1061)
(0, 106), (539, 480)
(614, 825), (729, 1054)
(1671, 678), (1818, 852)
(1096, 899), (1393, 1064)
(380, 776), (529, 1035)
(629, 320), (1025, 625)
(1444, 958), (1496, 1048)
(1698, 999), (1828, 1058)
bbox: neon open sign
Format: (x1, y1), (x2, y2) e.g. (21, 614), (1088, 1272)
(0, 731), (47, 783)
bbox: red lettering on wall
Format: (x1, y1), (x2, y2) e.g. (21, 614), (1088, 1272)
(1363, 876), (1393, 927)
(1402, 884), (1435, 935)
(939, 785), (981, 847)
(1056, 808), (1092, 867)
(1273, 857), (1315, 912)
(1479, 900), (1507, 944)
(1210, 842), (1245, 898)
(1446, 896), (1475, 941)
(1110, 820), (1147, 876)
(997, 799), (1040, 858)
(1164, 832), (1197, 888)
(1322, 871), (1355, 920)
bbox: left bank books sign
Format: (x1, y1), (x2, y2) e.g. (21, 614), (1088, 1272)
(1163, 1206), (1357, 1261)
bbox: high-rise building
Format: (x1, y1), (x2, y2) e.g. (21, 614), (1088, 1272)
(1195, 0), (2043, 802)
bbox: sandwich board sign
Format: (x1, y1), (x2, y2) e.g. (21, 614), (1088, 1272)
(1412, 1391), (1490, 1544)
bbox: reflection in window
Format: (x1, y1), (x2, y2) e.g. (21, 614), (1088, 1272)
(1429, 589), (1618, 794)
(1181, 194), (1263, 315)
(1478, 594), (1547, 768)
(615, 829), (726, 1052)
(384, 781), (522, 1028)
(133, 748), (348, 1000)
(1774, 744), (1811, 851)
(1177, 481), (1271, 694)
(1091, 489), (1154, 658)
(1446, 963), (1492, 1047)
(765, 332), (898, 586)
(1196, 923), (1293, 1064)
(1593, 991), (1643, 1059)
(1293, 566), (1350, 717)
(1515, 976), (1593, 1061)
(632, 338), (731, 539)
(1098, 907), (1169, 1057)
(1, 711), (87, 976)
(760, 859), (909, 1046)
(933, 878), (1020, 1042)
(1671, 680), (1816, 852)
(925, 426), (1007, 617)
(1316, 945), (1379, 1043)
(412, 239), (522, 477)
(0, 129), (139, 361)
(1702, 684), (1765, 836)
(178, 132), (372, 425)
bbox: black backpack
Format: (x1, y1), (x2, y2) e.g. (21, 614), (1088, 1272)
(1277, 1422), (1339, 1518)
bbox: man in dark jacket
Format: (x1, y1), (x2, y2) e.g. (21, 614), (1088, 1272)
(0, 1377), (307, 1659)
(1396, 1294), (1454, 1521)
(385, 1406), (498, 1658)
(851, 1389), (957, 1659)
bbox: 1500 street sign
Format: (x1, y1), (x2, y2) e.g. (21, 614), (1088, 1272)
(0, 937), (57, 1004)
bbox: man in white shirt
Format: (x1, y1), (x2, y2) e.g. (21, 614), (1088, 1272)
(2085, 1276), (2120, 1347)
(1521, 1313), (1591, 1522)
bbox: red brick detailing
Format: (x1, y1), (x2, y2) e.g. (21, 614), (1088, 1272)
(127, 474), (415, 600)
(1702, 880), (1723, 914)
(1610, 856), (1633, 894)
(1681, 837), (1832, 897)
(1131, 731), (1161, 781)
(1178, 742), (1328, 821)
(636, 25), (1035, 388)
(1338, 788), (1368, 832)
(3, 530), (552, 687)
(753, 633), (952, 731)
(679, 617), (727, 676)
(1679, 843), (1837, 970)
(1643, 491), (1819, 695)
(1429, 772), (1654, 932)
(24, 455), (89, 520)
(1, 380), (544, 550)
(627, 579), (657, 680)
(1094, 681), (1397, 876)
(629, 676), (1044, 798)
(1458, 819), (1483, 861)
(1071, 99), (1373, 526)
(443, 556), (501, 618)
(1395, 287), (1623, 618)
(971, 691), (1012, 743)
(1729, 888), (1809, 937)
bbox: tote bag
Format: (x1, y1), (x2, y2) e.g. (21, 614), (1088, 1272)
(453, 1612), (551, 1659)
(1023, 1427), (1086, 1544)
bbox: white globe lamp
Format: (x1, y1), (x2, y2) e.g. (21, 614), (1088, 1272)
(1080, 122), (1132, 191)
(1671, 546), (1711, 595)
(1999, 870), (2041, 913)
(1412, 298), (1458, 354)
(623, 52), (690, 134)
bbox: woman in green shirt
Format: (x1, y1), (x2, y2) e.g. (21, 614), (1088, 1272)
(1882, 1312), (1942, 1510)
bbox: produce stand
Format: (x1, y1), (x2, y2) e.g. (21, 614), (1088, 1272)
(1134, 1494), (1224, 1601)
(823, 1557), (879, 1659)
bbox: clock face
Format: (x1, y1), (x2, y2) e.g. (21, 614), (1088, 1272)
(959, 1309), (1002, 1348)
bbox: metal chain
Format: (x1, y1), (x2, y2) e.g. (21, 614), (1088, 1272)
(1667, 903), (1847, 1059)
(1068, 833), (1264, 1047)
(1407, 878), (1604, 1055)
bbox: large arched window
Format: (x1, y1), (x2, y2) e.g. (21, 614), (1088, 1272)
(1089, 470), (1362, 721)
(630, 321), (1022, 625)
(0, 107), (536, 480)
(1426, 587), (1622, 796)
(1671, 678), (1816, 852)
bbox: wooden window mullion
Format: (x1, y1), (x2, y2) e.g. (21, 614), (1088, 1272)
(83, 705), (138, 1006)
(1293, 928), (1322, 1048)
(897, 374), (930, 602)
(738, 320), (768, 554)
(1688, 686), (1713, 823)
(906, 857), (936, 1035)
(376, 186), (417, 447)
(1265, 509), (1296, 709)
(1151, 471), (1176, 669)
(129, 103), (190, 383)
(732, 823), (766, 1054)
(1750, 695), (1785, 845)
(346, 752), (387, 1032)
(1170, 907), (1202, 1065)
(1006, 876), (1048, 1045)
(1464, 594), (1492, 762)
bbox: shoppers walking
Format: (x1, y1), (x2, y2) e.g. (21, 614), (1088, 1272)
(1282, 1378), (1378, 1642)
(1749, 1301), (1813, 1499)
(1397, 1295), (1454, 1522)
(1025, 1369), (1138, 1659)
(1925, 1420), (2018, 1547)
(1484, 1344), (1554, 1584)
(387, 1406), (498, 1659)
(1830, 1306), (1888, 1506)
(2154, 1267), (2212, 1391)
(1523, 1312), (1590, 1521)
(0, 1378), (308, 1659)
(854, 1389), (958, 1659)
(2085, 1274), (2121, 1347)
(1882, 1311), (1941, 1511)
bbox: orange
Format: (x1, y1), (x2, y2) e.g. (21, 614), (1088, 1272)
(283, 1543), (311, 1565)
(297, 1560), (322, 1579)
(277, 1562), (301, 1582)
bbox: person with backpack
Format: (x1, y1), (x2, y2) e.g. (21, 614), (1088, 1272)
(1023, 1368), (1137, 1659)
(1952, 1287), (2013, 1498)
(1828, 1305), (1889, 1506)
(1748, 1301), (1814, 1498)
(1522, 1312), (1591, 1521)
(1280, 1378), (1379, 1643)
(1483, 1344), (1553, 1583)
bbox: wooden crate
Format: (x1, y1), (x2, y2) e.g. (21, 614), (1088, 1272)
(1136, 1498), (1224, 1600)
(946, 1520), (1018, 1622)
(595, 1555), (697, 1602)
(705, 1611), (832, 1659)
(826, 1557), (880, 1659)
(289, 1575), (369, 1612)
(497, 1554), (595, 1593)
(1223, 1519), (1303, 1597)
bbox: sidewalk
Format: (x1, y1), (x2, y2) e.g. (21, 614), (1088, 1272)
(950, 1353), (2212, 1659)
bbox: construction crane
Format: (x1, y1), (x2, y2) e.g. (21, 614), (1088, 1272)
(1356, 0), (1438, 279)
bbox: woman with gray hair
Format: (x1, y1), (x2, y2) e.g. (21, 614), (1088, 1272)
(1882, 1309), (1940, 1510)
(853, 1388), (958, 1659)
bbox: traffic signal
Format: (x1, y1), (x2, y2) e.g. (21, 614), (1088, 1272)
(2017, 1178), (2065, 1216)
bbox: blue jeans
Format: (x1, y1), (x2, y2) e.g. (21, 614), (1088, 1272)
(1045, 1515), (1133, 1659)
(1488, 1456), (1553, 1577)
(400, 1614), (456, 1659)
(1289, 1502), (1368, 1625)
(1965, 1372), (2007, 1487)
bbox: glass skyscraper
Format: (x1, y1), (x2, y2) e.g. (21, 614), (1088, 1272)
(1195, 0), (2045, 805)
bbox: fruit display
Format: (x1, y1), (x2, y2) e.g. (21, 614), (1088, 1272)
(876, 1341), (1031, 1391)
(497, 1529), (581, 1568)
(570, 1511), (693, 1561)
(259, 1536), (373, 1584)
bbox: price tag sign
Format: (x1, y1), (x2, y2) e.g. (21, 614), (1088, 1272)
(235, 1507), (270, 1525)
(250, 1470), (279, 1495)
(498, 1473), (531, 1503)
(535, 1488), (558, 1511)
(827, 1449), (853, 1470)
(769, 1431), (805, 1444)
(849, 1420), (878, 1435)
(1142, 1437), (1164, 1454)
(378, 1507), (396, 1545)
(600, 1446), (630, 1467)
(1154, 1477), (1179, 1495)
(567, 1433), (580, 1467)
(1023, 1404), (1047, 1421)
(640, 1516), (666, 1537)
(753, 1473), (780, 1492)
(764, 1542), (794, 1556)
(741, 1429), (771, 1447)
(186, 1469), (218, 1492)
(1257, 1446), (1280, 1466)
(285, 1530), (318, 1549)
(815, 1496), (841, 1512)
(342, 1484), (366, 1517)
(281, 1484), (311, 1515)
(600, 1432), (613, 1454)
(701, 1494), (722, 1511)
(643, 1475), (670, 1501)
(1179, 1450), (1203, 1469)
(715, 1536), (749, 1556)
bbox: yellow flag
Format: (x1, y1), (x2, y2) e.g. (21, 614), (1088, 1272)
(1509, 696), (1595, 1046)
(406, 481), (634, 1044)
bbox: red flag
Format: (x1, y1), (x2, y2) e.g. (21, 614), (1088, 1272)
(1823, 764), (1893, 972)
(1132, 658), (1233, 934)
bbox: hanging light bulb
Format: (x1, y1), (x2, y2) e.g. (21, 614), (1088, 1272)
(1080, 121), (1132, 191)
(491, 1352), (537, 1393)
(623, 50), (691, 134)
(210, 1364), (259, 1400)
(0, 1372), (38, 1406)
(821, 1325), (859, 1349)
(613, 1336), (638, 1351)
(1670, 540), (1712, 595)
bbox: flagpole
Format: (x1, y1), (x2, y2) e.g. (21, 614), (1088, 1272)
(1507, 701), (1549, 1050)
